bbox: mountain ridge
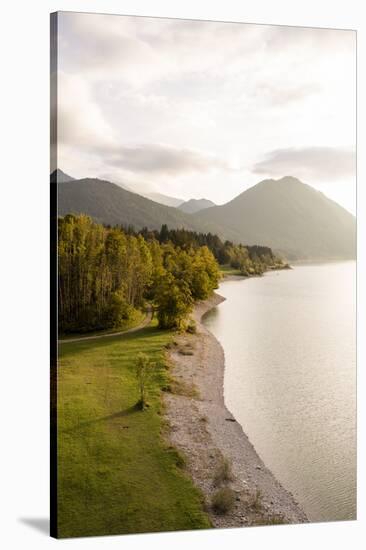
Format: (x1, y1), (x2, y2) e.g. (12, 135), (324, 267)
(55, 171), (356, 260)
(194, 176), (356, 260)
(178, 198), (216, 214)
(57, 177), (231, 239)
(50, 168), (75, 183)
(144, 191), (184, 208)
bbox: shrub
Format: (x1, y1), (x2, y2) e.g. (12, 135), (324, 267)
(214, 457), (234, 486)
(212, 488), (235, 515)
(178, 343), (195, 356)
(252, 513), (286, 526)
(186, 320), (197, 334)
(267, 514), (286, 525)
(179, 348), (194, 356)
(252, 488), (263, 511)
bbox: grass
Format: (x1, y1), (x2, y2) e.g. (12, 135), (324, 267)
(219, 264), (243, 277)
(57, 319), (211, 538)
(211, 488), (236, 515)
(59, 308), (146, 339)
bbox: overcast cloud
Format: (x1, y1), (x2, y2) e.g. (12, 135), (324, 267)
(253, 147), (355, 181)
(105, 144), (230, 176)
(56, 13), (356, 212)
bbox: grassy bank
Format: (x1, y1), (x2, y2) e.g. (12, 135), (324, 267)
(57, 321), (211, 538)
(219, 264), (243, 277)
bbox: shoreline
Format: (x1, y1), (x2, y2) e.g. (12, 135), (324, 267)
(164, 291), (308, 528)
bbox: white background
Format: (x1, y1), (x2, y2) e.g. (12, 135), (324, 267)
(0, 1), (365, 549)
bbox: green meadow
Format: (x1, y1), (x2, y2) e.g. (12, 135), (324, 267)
(219, 264), (243, 277)
(57, 321), (211, 538)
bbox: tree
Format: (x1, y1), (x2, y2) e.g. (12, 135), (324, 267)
(58, 217), (278, 334)
(155, 272), (193, 329)
(134, 353), (155, 410)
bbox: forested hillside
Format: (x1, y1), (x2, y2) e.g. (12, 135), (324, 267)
(58, 177), (230, 238)
(136, 225), (284, 275)
(57, 174), (356, 260)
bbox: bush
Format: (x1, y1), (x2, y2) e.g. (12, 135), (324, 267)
(179, 348), (194, 356)
(267, 514), (286, 525)
(212, 488), (235, 515)
(214, 457), (234, 486)
(252, 488), (263, 511)
(186, 320), (197, 334)
(103, 290), (133, 328)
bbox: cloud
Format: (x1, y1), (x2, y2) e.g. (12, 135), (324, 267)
(57, 72), (116, 151)
(55, 13), (355, 210)
(254, 82), (320, 106)
(106, 144), (229, 176)
(253, 147), (355, 182)
(55, 72), (230, 181)
(58, 13), (267, 87)
(266, 25), (355, 52)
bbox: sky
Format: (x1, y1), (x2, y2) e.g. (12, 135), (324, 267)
(56, 12), (356, 214)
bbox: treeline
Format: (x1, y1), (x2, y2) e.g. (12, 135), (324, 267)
(123, 224), (284, 277)
(59, 216), (285, 334)
(58, 215), (220, 333)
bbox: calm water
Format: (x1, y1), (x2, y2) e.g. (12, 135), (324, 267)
(203, 262), (356, 522)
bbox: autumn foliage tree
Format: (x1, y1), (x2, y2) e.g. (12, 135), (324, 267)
(58, 215), (277, 334)
(134, 353), (155, 410)
(58, 215), (220, 333)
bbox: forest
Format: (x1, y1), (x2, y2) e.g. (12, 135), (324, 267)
(58, 214), (284, 334)
(136, 224), (279, 274)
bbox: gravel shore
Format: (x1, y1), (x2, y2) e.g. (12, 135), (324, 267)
(164, 292), (308, 528)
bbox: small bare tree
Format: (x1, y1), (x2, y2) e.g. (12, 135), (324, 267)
(135, 352), (155, 410)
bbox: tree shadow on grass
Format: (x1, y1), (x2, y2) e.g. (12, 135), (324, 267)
(62, 402), (141, 434)
(58, 324), (161, 358)
(19, 517), (49, 536)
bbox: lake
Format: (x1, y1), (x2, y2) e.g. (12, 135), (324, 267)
(203, 262), (356, 522)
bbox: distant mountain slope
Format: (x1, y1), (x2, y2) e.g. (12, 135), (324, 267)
(57, 173), (356, 260)
(57, 177), (228, 237)
(194, 176), (356, 260)
(178, 198), (216, 214)
(50, 169), (75, 183)
(144, 192), (184, 208)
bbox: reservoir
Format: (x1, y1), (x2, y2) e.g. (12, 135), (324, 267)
(203, 262), (356, 522)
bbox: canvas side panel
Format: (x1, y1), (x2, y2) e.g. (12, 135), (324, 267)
(50, 11), (58, 540)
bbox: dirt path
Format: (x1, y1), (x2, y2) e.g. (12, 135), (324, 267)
(58, 306), (153, 344)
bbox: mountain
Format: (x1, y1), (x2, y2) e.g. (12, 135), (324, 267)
(144, 192), (184, 208)
(178, 198), (216, 214)
(56, 173), (356, 260)
(194, 176), (356, 260)
(57, 177), (228, 236)
(50, 169), (75, 183)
